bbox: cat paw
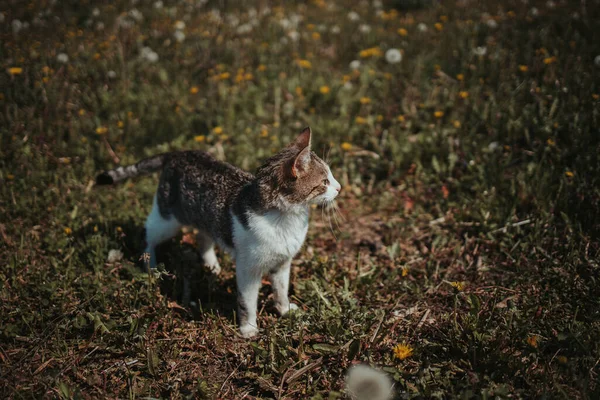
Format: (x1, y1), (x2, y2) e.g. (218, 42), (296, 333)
(278, 302), (300, 316)
(239, 324), (259, 339)
(205, 261), (221, 275)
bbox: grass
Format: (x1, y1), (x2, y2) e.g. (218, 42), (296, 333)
(1, 0), (600, 398)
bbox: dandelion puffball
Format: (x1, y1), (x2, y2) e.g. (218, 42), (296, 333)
(359, 24), (371, 33)
(385, 48), (402, 64)
(345, 365), (393, 400)
(174, 30), (185, 42)
(56, 53), (69, 63)
(417, 22), (427, 32)
(348, 11), (360, 22)
(594, 55), (600, 67)
(349, 60), (361, 70)
(140, 47), (159, 63)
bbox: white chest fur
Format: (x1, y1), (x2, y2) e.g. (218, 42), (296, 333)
(232, 208), (309, 272)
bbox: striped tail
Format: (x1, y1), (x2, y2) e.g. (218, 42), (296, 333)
(96, 154), (167, 185)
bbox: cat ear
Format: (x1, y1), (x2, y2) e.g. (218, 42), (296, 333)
(290, 126), (312, 150)
(291, 146), (311, 178)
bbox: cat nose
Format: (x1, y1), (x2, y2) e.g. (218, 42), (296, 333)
(335, 184), (341, 193)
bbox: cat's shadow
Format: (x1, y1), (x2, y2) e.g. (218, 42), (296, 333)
(76, 221), (239, 320)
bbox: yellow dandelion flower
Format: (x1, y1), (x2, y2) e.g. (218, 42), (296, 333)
(260, 128), (269, 137)
(519, 65), (529, 72)
(342, 75), (351, 83)
(557, 356), (568, 364)
(307, 23), (316, 31)
(397, 115), (405, 122)
(78, 109), (85, 116)
(456, 73), (464, 81)
(93, 53), (101, 60)
(116, 226), (123, 232)
(401, 267), (409, 277)
(544, 56), (557, 65)
(95, 126), (108, 135)
(440, 15), (448, 22)
(312, 32), (321, 40)
(297, 59), (312, 69)
(565, 171), (574, 177)
(593, 94), (599, 100)
(507, 11), (516, 18)
(393, 343), (414, 360)
(219, 72), (230, 80)
(7, 174), (15, 180)
(547, 138), (555, 146)
(194, 135), (205, 142)
(244, 73), (253, 81)
(360, 97), (371, 104)
(376, 115), (383, 122)
(320, 86), (330, 94)
(8, 67), (23, 75)
(190, 86), (199, 94)
(295, 86), (303, 96)
(117, 120), (124, 128)
(341, 142), (352, 151)
(64, 227), (72, 235)
(355, 116), (367, 125)
(434, 23), (443, 31)
(450, 281), (465, 291)
(384, 72), (392, 80)
(459, 91), (469, 99)
(93, 225), (98, 233)
(258, 64), (267, 72)
(527, 334), (539, 348)
(434, 111), (444, 118)
(453, 120), (461, 128)
(213, 126), (223, 135)
(397, 28), (408, 36)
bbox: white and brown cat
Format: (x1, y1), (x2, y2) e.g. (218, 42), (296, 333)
(96, 127), (341, 338)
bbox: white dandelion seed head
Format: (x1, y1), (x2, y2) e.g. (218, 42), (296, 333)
(107, 70), (117, 79)
(348, 11), (360, 22)
(594, 55), (600, 67)
(248, 8), (257, 19)
(153, 1), (163, 9)
(279, 18), (291, 30)
(140, 47), (159, 63)
(349, 60), (361, 70)
(56, 53), (69, 63)
(96, 22), (105, 31)
(92, 8), (100, 17)
(209, 9), (222, 24)
(174, 30), (185, 42)
(331, 25), (341, 34)
(359, 24), (371, 33)
(345, 365), (393, 400)
(385, 48), (402, 64)
(174, 20), (185, 30)
(12, 19), (23, 34)
(288, 30), (300, 42)
(318, 24), (327, 32)
(236, 23), (253, 35)
(289, 13), (302, 26)
(107, 249), (124, 263)
(118, 17), (134, 29)
(530, 7), (539, 17)
(226, 14), (239, 28)
(279, 36), (289, 45)
(128, 8), (143, 22)
(546, 1), (555, 8)
(417, 22), (428, 32)
(473, 46), (487, 56)
(343, 81), (354, 90)
(486, 19), (498, 29)
(373, 0), (383, 9)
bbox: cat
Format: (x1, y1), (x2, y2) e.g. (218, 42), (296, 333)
(96, 127), (341, 338)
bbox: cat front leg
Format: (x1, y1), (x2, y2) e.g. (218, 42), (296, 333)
(236, 258), (261, 338)
(270, 259), (299, 316)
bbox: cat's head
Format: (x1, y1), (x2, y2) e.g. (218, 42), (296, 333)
(256, 127), (341, 207)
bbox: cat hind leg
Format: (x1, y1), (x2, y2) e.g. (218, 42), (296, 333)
(144, 194), (182, 269)
(197, 231), (221, 274)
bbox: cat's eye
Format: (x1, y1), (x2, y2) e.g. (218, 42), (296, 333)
(322, 179), (329, 186)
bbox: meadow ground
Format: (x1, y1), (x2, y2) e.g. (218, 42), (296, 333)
(1, 0), (600, 398)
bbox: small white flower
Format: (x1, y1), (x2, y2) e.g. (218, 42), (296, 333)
(530, 7), (539, 17)
(473, 46), (487, 56)
(118, 17), (134, 29)
(343, 81), (354, 90)
(595, 55), (600, 67)
(107, 249), (124, 263)
(373, 0), (383, 8)
(96, 22), (105, 31)
(174, 20), (185, 30)
(359, 24), (371, 33)
(279, 18), (291, 30)
(57, 53), (69, 63)
(92, 7), (100, 17)
(331, 25), (341, 34)
(174, 30), (185, 42)
(345, 365), (393, 400)
(546, 1), (555, 8)
(226, 14), (239, 28)
(486, 19), (498, 29)
(288, 30), (300, 41)
(248, 8), (257, 19)
(417, 22), (428, 32)
(12, 19), (23, 34)
(289, 13), (302, 26)
(385, 48), (402, 64)
(107, 70), (117, 79)
(488, 141), (500, 151)
(349, 60), (361, 70)
(153, 1), (164, 9)
(348, 11), (360, 22)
